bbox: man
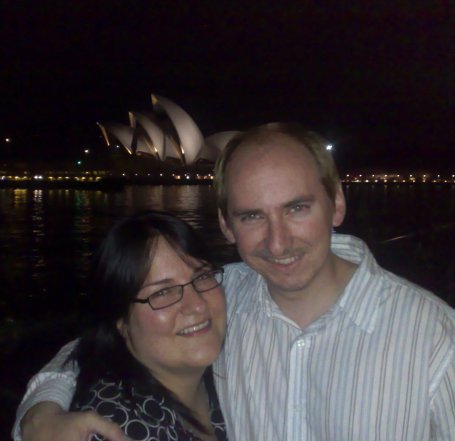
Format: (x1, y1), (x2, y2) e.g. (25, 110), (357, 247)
(14, 123), (455, 440)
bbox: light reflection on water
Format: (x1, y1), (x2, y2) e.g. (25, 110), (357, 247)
(0, 186), (224, 325)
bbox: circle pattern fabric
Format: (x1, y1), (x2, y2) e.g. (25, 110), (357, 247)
(73, 378), (228, 441)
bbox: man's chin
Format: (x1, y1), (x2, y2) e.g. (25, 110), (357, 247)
(264, 275), (313, 299)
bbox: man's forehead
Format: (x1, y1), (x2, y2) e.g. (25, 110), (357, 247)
(230, 133), (312, 173)
(227, 134), (314, 174)
(234, 132), (306, 154)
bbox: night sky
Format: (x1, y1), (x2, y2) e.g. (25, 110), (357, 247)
(1, 1), (454, 173)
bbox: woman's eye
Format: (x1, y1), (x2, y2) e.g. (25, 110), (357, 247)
(195, 271), (213, 282)
(151, 288), (170, 298)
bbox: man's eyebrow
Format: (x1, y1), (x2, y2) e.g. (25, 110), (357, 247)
(230, 197), (316, 217)
(231, 208), (263, 218)
(283, 196), (315, 209)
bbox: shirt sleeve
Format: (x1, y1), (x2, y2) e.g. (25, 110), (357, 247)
(12, 340), (79, 441)
(430, 348), (455, 440)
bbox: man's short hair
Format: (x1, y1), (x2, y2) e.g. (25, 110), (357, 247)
(214, 122), (341, 217)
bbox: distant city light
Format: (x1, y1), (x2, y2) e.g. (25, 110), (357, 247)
(84, 149), (90, 154)
(326, 144), (333, 151)
(5, 138), (11, 143)
(0, 158), (453, 187)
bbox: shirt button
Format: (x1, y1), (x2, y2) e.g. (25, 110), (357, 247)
(296, 339), (305, 347)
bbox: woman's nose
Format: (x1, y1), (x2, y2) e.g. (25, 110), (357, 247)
(180, 283), (207, 313)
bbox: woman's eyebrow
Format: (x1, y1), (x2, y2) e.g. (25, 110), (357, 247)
(140, 264), (212, 289)
(194, 263), (212, 271)
(140, 278), (174, 289)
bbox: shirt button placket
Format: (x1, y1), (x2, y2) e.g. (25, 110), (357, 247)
(287, 336), (310, 440)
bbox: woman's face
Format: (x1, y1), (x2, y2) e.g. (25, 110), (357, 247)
(117, 236), (226, 382)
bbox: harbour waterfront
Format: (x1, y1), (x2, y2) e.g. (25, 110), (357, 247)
(1, 183), (454, 437)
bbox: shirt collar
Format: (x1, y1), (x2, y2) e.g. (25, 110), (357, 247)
(237, 234), (388, 333)
(331, 234), (388, 333)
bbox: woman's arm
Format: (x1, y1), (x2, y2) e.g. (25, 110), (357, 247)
(20, 402), (129, 441)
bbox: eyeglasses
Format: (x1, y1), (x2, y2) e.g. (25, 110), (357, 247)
(131, 268), (224, 310)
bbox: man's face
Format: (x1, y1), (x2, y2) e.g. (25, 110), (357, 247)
(218, 134), (345, 301)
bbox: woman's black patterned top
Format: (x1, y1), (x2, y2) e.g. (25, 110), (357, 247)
(71, 377), (228, 441)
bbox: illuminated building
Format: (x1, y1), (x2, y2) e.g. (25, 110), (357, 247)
(97, 94), (239, 166)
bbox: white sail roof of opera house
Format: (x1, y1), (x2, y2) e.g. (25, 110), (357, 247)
(97, 94), (239, 165)
(197, 131), (241, 162)
(128, 112), (165, 160)
(97, 123), (135, 154)
(151, 94), (204, 165)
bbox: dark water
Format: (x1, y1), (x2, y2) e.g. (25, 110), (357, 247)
(1, 183), (454, 438)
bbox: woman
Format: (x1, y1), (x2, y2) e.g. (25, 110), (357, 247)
(68, 210), (228, 441)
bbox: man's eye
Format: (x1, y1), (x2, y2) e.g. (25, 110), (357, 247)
(289, 204), (310, 214)
(240, 213), (262, 222)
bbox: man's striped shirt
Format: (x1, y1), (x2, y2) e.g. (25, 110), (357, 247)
(214, 234), (455, 440)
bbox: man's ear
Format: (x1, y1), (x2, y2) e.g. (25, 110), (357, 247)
(332, 184), (346, 228)
(218, 208), (236, 244)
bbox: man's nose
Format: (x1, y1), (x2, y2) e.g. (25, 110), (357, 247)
(266, 217), (292, 256)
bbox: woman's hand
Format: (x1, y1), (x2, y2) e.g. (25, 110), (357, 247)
(21, 402), (130, 441)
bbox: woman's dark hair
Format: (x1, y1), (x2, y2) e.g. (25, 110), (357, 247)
(69, 210), (216, 432)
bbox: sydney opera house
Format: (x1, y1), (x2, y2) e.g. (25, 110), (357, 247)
(0, 94), (240, 188)
(3, 94), (453, 188)
(97, 94), (239, 167)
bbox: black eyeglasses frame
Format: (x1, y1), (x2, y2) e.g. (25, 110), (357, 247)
(131, 268), (224, 310)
